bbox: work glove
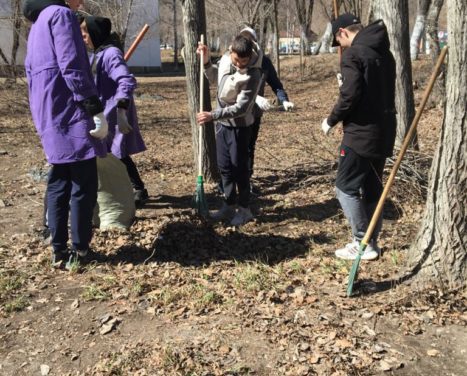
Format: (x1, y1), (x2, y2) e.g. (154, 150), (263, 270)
(117, 108), (133, 134)
(321, 118), (333, 136)
(336, 73), (343, 88)
(282, 101), (295, 111)
(90, 112), (108, 140)
(255, 95), (272, 111)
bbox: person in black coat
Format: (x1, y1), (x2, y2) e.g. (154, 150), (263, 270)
(321, 14), (396, 261)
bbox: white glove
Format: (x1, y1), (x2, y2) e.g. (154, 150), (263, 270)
(90, 112), (108, 139)
(117, 108), (133, 134)
(282, 101), (294, 111)
(255, 95), (272, 111)
(337, 73), (343, 88)
(321, 118), (333, 136)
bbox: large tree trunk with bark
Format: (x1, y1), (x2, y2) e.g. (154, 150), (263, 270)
(407, 0), (467, 287)
(180, 0), (218, 181)
(295, 0), (314, 55)
(272, 0), (280, 78)
(173, 0), (179, 71)
(318, 22), (333, 54)
(426, 0), (445, 102)
(372, 1), (416, 148)
(410, 0), (431, 60)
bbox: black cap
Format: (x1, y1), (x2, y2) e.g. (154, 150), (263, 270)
(331, 13), (361, 47)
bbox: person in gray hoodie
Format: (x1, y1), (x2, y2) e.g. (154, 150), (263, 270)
(197, 35), (263, 226)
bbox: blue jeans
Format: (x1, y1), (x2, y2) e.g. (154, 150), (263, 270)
(47, 158), (97, 252)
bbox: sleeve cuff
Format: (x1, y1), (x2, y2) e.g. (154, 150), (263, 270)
(211, 109), (222, 120)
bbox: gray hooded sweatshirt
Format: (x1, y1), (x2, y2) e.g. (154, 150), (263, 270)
(204, 44), (264, 127)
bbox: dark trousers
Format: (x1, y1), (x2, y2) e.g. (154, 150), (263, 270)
(216, 124), (251, 208)
(120, 156), (145, 191)
(47, 158), (97, 252)
(335, 144), (386, 241)
(247, 116), (262, 177)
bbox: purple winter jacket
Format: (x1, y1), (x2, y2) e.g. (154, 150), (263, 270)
(24, 4), (106, 164)
(91, 47), (146, 158)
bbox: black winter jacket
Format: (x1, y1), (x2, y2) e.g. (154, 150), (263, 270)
(328, 20), (396, 159)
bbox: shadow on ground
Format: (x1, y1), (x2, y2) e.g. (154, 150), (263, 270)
(102, 218), (331, 267)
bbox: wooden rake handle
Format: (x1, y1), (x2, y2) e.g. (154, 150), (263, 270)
(124, 24), (150, 62)
(361, 46), (448, 246)
(198, 34), (205, 176)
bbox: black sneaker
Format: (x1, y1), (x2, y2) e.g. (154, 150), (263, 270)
(134, 189), (149, 208)
(51, 249), (69, 269)
(65, 249), (99, 270)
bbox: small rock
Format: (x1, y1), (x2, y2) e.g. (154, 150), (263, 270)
(427, 349), (440, 357)
(218, 345), (230, 354)
(70, 299), (79, 309)
(380, 360), (392, 371)
(362, 311), (375, 319)
(40, 364), (50, 375)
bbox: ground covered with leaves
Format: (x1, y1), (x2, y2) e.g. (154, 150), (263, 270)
(0, 56), (466, 375)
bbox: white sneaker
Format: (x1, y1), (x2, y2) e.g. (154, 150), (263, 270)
(335, 241), (379, 261)
(230, 206), (253, 226)
(210, 203), (235, 221)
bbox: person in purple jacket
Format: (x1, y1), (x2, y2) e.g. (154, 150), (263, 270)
(23, 0), (108, 269)
(80, 16), (149, 207)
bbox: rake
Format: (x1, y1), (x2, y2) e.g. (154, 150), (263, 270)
(347, 46), (448, 297)
(193, 34), (209, 217)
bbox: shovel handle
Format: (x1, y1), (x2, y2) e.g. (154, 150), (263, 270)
(124, 24), (150, 62)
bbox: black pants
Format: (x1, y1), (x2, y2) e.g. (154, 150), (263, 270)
(247, 116), (262, 177)
(120, 155), (145, 191)
(216, 124), (251, 208)
(335, 144), (385, 203)
(47, 158), (97, 252)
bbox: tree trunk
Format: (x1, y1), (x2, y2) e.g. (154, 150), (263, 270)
(173, 0), (179, 71)
(407, 0), (467, 287)
(426, 0), (445, 102)
(10, 0), (22, 79)
(410, 0), (431, 60)
(295, 0), (314, 55)
(373, 1), (416, 148)
(272, 0), (280, 78)
(319, 22), (333, 54)
(180, 0), (218, 181)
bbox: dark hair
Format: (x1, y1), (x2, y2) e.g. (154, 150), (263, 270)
(231, 35), (253, 58)
(345, 23), (364, 33)
(239, 30), (253, 41)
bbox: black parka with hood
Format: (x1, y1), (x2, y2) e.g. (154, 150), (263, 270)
(327, 20), (397, 159)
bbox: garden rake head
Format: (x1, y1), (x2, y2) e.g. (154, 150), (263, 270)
(194, 175), (209, 217)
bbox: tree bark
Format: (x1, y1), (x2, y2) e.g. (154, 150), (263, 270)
(10, 0), (21, 78)
(272, 0), (280, 78)
(295, 0), (314, 55)
(180, 0), (219, 181)
(372, 1), (416, 148)
(410, 0), (431, 60)
(318, 22), (333, 54)
(173, 0), (179, 70)
(426, 0), (445, 102)
(408, 0), (467, 287)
